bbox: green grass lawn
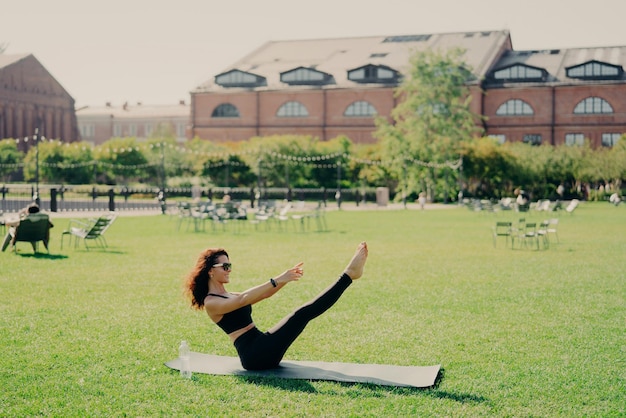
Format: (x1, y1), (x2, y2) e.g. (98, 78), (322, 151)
(1, 203), (624, 417)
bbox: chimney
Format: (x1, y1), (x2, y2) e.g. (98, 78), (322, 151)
(179, 99), (186, 105)
(105, 102), (111, 107)
(123, 101), (128, 110)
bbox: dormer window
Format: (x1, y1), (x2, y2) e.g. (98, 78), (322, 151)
(383, 34), (431, 43)
(215, 69), (266, 88)
(280, 67), (334, 86)
(566, 60), (623, 80)
(347, 64), (400, 84)
(491, 64), (547, 82)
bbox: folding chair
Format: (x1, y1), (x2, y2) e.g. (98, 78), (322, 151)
(61, 213), (117, 250)
(546, 218), (559, 243)
(492, 221), (512, 248)
(520, 222), (539, 250)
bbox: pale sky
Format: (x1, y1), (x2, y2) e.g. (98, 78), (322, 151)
(3, 0), (625, 107)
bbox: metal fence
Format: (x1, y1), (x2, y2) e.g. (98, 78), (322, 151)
(0, 184), (391, 214)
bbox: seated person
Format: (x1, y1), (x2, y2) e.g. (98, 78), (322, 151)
(514, 188), (530, 211)
(2, 203), (53, 251)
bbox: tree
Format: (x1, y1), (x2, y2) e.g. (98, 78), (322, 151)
(460, 137), (519, 198)
(202, 154), (255, 188)
(23, 140), (94, 184)
(93, 137), (150, 185)
(608, 138), (626, 193)
(145, 124), (197, 185)
(375, 48), (482, 202)
(0, 139), (24, 181)
(353, 142), (397, 191)
(307, 136), (352, 190)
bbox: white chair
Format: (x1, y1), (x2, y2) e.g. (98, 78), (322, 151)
(536, 220), (550, 249)
(546, 218), (559, 243)
(61, 212), (117, 250)
(565, 199), (579, 214)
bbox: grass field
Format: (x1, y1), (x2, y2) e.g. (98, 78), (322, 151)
(1, 202), (624, 417)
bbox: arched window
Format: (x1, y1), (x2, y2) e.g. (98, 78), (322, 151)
(496, 99), (534, 116)
(573, 97), (613, 114)
(277, 101), (309, 117)
(212, 103), (240, 118)
(344, 101), (377, 117)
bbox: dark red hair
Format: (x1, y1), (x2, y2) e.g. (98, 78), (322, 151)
(184, 248), (228, 310)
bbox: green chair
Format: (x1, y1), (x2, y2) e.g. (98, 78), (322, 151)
(61, 212), (117, 250)
(536, 220), (550, 249)
(1, 213), (52, 253)
(492, 221), (513, 248)
(520, 222), (539, 250)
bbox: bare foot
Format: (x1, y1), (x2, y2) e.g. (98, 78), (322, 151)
(344, 242), (368, 280)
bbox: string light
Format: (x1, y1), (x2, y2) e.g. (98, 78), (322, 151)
(1, 138), (462, 171)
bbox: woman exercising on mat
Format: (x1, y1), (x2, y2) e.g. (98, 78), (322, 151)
(184, 242), (368, 370)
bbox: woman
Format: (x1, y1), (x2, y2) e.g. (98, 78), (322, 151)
(184, 242), (368, 370)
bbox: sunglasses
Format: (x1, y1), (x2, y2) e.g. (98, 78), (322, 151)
(212, 262), (232, 272)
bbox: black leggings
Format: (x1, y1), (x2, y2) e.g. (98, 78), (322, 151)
(233, 273), (353, 370)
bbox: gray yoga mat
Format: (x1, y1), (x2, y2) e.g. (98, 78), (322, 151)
(165, 352), (440, 388)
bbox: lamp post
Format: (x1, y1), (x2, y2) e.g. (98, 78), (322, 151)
(402, 160), (407, 209)
(224, 159), (229, 188)
(34, 126), (40, 206)
(158, 142), (166, 214)
(160, 141), (166, 192)
(335, 160), (342, 209)
(256, 157), (263, 202)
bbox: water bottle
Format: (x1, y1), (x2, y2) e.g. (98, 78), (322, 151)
(179, 340), (192, 379)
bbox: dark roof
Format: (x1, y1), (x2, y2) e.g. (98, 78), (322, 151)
(484, 46), (626, 87)
(0, 53), (75, 104)
(193, 30), (511, 93)
(0, 53), (30, 70)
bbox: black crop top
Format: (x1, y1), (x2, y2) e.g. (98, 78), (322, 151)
(207, 293), (253, 334)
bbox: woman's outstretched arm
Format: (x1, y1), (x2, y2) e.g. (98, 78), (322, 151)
(205, 263), (304, 315)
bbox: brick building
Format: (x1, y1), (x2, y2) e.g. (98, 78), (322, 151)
(0, 54), (79, 147)
(76, 101), (190, 146)
(190, 30), (626, 148)
(482, 48), (626, 147)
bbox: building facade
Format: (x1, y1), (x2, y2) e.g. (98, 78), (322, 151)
(0, 54), (79, 147)
(190, 30), (626, 148)
(482, 48), (626, 147)
(76, 101), (190, 145)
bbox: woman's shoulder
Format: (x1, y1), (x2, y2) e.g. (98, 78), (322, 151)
(206, 292), (229, 299)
